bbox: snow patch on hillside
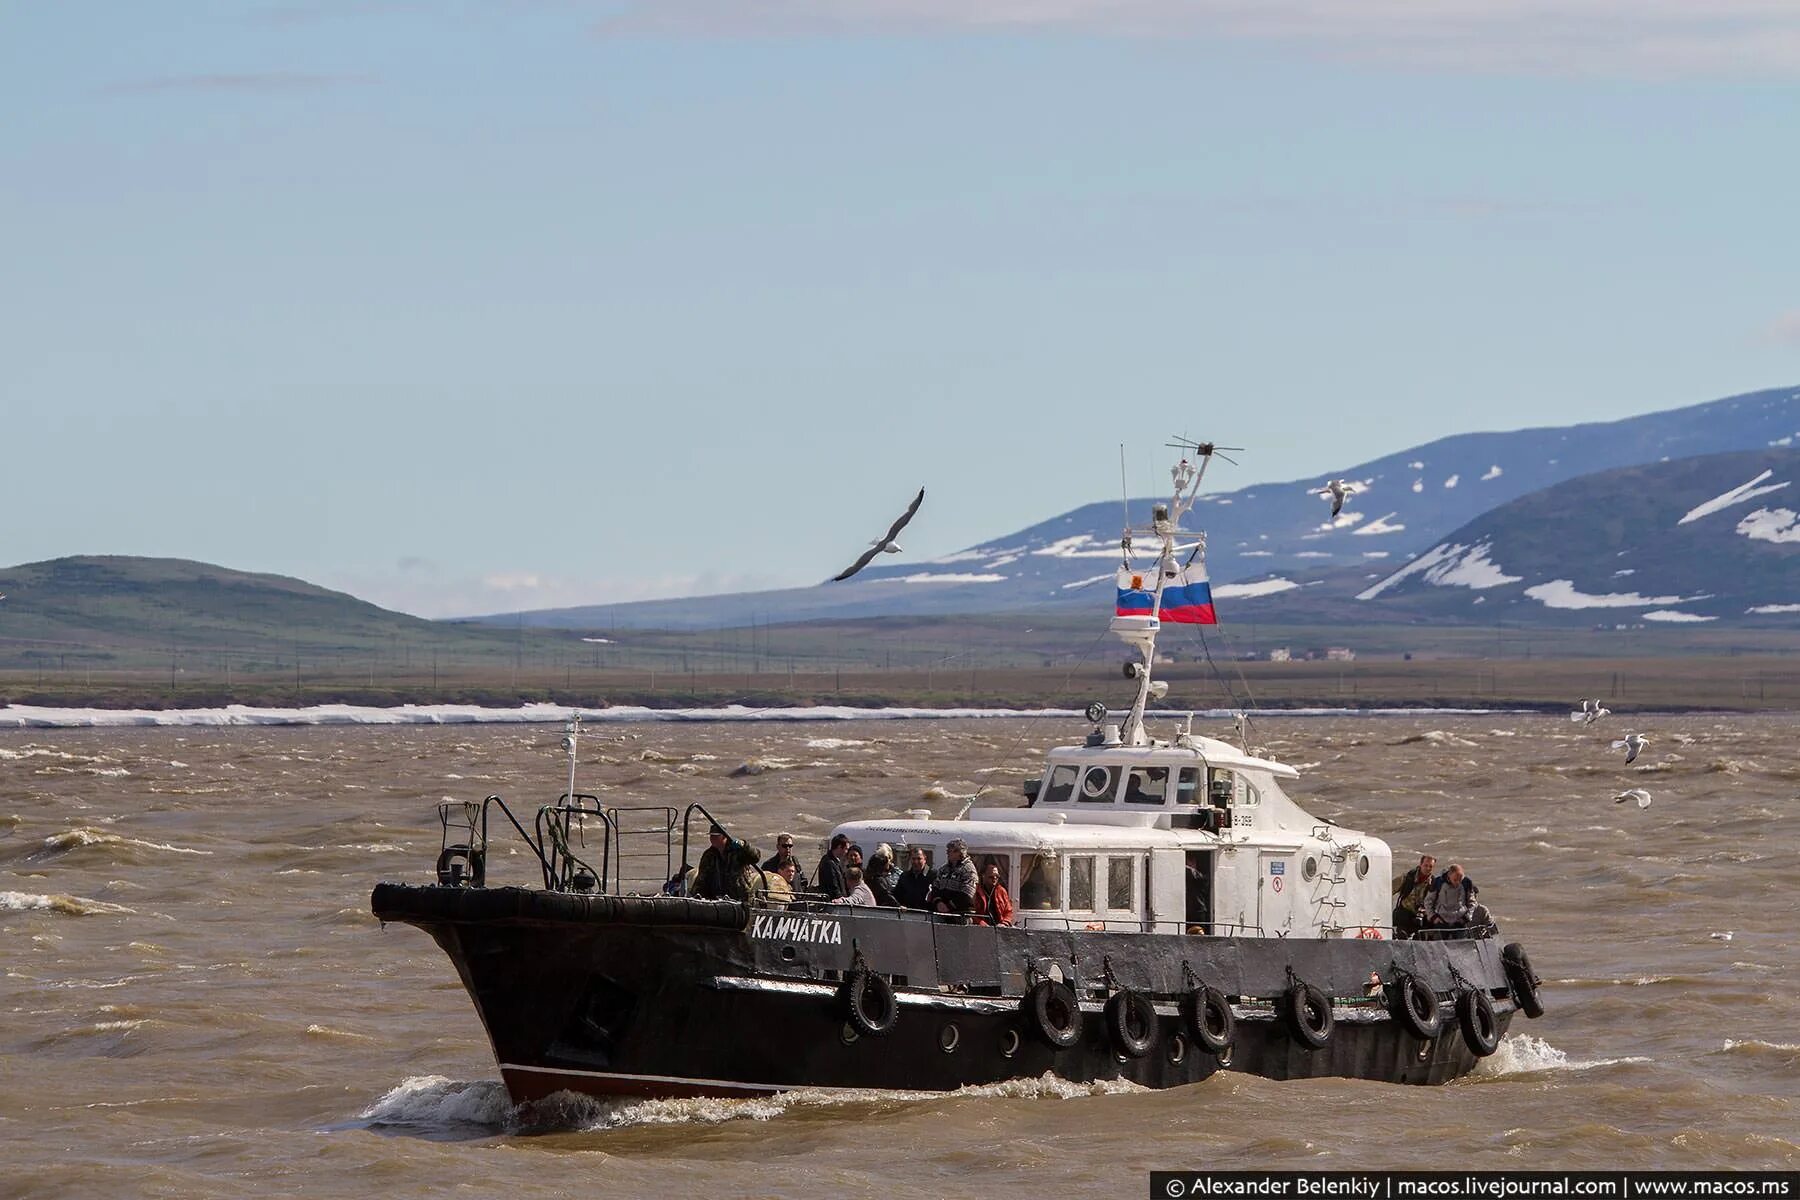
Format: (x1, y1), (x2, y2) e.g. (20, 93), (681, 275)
(1356, 541), (1518, 600)
(1444, 475), (1460, 489)
(1354, 513), (1407, 536)
(1643, 610), (1715, 623)
(1214, 578), (1300, 599)
(1522, 580), (1702, 610)
(1736, 507), (1800, 543)
(1481, 465), (1503, 481)
(879, 573), (1007, 584)
(1678, 470), (1790, 525)
(1748, 603), (1800, 614)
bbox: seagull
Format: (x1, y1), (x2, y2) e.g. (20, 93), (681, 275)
(1570, 698), (1611, 725)
(1316, 479), (1358, 518)
(832, 487), (925, 582)
(1612, 788), (1652, 809)
(1612, 732), (1650, 765)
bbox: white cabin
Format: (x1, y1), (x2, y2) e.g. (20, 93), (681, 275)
(835, 723), (1393, 941)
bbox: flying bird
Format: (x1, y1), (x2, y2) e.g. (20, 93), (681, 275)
(1612, 788), (1652, 809)
(1612, 732), (1650, 765)
(1316, 479), (1359, 518)
(1570, 698), (1611, 725)
(832, 487), (925, 582)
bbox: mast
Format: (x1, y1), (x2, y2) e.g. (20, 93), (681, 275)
(1111, 447), (1217, 745)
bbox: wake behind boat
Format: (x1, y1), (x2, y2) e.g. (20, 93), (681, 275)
(370, 445), (1545, 1100)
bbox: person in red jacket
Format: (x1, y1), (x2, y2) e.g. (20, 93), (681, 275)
(973, 861), (1014, 927)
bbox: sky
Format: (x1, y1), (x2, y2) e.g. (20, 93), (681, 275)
(5, 1), (1799, 618)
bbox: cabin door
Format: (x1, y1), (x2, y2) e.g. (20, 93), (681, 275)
(1256, 851), (1291, 936)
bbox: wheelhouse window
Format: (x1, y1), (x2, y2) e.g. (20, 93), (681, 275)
(1078, 766), (1117, 803)
(1067, 856), (1096, 910)
(1123, 766), (1167, 805)
(1106, 856), (1136, 912)
(1018, 853), (1061, 910)
(1175, 767), (1201, 804)
(1040, 765), (1078, 805)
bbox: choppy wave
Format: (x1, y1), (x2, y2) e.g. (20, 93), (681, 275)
(1466, 1034), (1651, 1079)
(0, 890), (136, 916)
(356, 1070), (1143, 1138)
(0, 702), (1520, 729)
(29, 828), (211, 861)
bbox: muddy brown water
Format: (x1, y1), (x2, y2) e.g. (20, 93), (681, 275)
(3, 714), (1798, 1198)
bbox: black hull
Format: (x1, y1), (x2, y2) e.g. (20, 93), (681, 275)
(372, 884), (1528, 1101)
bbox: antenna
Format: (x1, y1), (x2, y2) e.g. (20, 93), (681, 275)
(562, 712), (581, 799)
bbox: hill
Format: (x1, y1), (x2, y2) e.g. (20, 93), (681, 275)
(0, 555), (540, 672)
(487, 384), (1800, 630)
(1336, 449), (1800, 627)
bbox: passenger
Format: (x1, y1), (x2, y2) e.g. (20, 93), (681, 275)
(865, 844), (900, 907)
(835, 866), (875, 907)
(972, 862), (1014, 927)
(847, 844), (865, 872)
(893, 847), (936, 910)
(815, 834), (851, 901)
(694, 826), (762, 902)
(927, 838), (977, 916)
(1392, 853), (1436, 938)
(1421, 863), (1477, 936)
(761, 833), (811, 892)
(764, 859), (798, 906)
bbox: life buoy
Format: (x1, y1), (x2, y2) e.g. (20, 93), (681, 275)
(435, 843), (485, 888)
(1456, 988), (1499, 1057)
(1105, 989), (1158, 1059)
(1502, 943), (1544, 1019)
(840, 968), (899, 1036)
(1283, 981), (1333, 1050)
(1181, 985), (1235, 1055)
(1022, 979), (1081, 1049)
(1390, 974), (1442, 1039)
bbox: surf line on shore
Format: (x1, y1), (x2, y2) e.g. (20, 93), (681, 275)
(0, 702), (1517, 729)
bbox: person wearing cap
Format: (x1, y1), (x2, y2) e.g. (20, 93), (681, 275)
(865, 843), (900, 908)
(694, 825), (762, 902)
(816, 833), (851, 901)
(927, 839), (977, 916)
(761, 833), (810, 893)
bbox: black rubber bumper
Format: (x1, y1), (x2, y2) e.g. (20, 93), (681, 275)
(370, 882), (750, 931)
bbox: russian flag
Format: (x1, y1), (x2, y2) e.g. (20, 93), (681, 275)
(1115, 567), (1156, 617)
(1159, 561), (1218, 625)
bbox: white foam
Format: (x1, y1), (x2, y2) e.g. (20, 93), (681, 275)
(0, 703), (1090, 729)
(1678, 470), (1790, 524)
(0, 891), (136, 916)
(1467, 1034), (1649, 1079)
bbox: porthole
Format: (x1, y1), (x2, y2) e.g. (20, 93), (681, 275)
(1000, 1028), (1021, 1058)
(1356, 854), (1371, 880)
(780, 946), (798, 962)
(939, 1023), (961, 1054)
(1169, 1034), (1187, 1064)
(1302, 856), (1319, 883)
(1081, 766), (1116, 800)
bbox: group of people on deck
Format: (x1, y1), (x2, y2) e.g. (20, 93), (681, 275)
(1391, 853), (1491, 939)
(680, 827), (1014, 924)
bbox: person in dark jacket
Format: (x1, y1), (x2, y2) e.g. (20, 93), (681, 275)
(893, 847), (935, 910)
(694, 826), (761, 902)
(1391, 853), (1436, 938)
(865, 844), (900, 907)
(761, 832), (810, 892)
(815, 833), (851, 901)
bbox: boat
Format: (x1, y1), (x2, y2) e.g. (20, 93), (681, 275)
(370, 444), (1545, 1101)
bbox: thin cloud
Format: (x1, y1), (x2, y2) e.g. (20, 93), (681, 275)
(101, 72), (371, 96)
(1764, 310), (1800, 346)
(593, 1), (1800, 77)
